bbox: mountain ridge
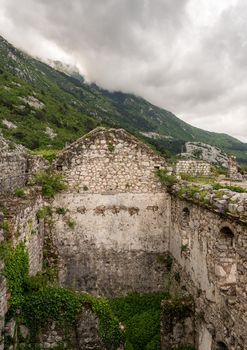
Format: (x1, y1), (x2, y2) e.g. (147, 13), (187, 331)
(0, 35), (246, 163)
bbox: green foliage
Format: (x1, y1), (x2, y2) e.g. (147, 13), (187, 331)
(212, 182), (247, 193)
(36, 206), (52, 219)
(126, 310), (160, 350)
(192, 149), (203, 159)
(22, 288), (122, 349)
(178, 186), (201, 199)
(1, 36), (247, 164)
(0, 242), (29, 309)
(110, 293), (168, 350)
(14, 188), (26, 198)
(164, 254), (173, 272)
(0, 218), (10, 238)
(146, 334), (161, 350)
(1, 242), (122, 349)
(157, 169), (177, 188)
(35, 172), (66, 198)
(55, 207), (66, 215)
(31, 149), (59, 163)
(107, 142), (115, 152)
(162, 299), (192, 320)
(67, 218), (76, 229)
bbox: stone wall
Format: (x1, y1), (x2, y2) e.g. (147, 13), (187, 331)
(175, 160), (211, 177)
(169, 196), (247, 350)
(0, 194), (45, 347)
(52, 192), (170, 297)
(0, 137), (28, 193)
(38, 308), (107, 350)
(1, 194), (45, 274)
(52, 128), (169, 297)
(0, 136), (48, 194)
(55, 127), (165, 194)
(0, 262), (7, 350)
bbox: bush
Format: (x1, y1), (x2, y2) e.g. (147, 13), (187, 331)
(35, 172), (66, 198)
(126, 309), (160, 350)
(14, 188), (26, 198)
(110, 293), (168, 350)
(157, 169), (177, 188)
(212, 182), (246, 193)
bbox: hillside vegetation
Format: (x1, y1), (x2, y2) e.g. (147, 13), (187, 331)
(0, 35), (247, 162)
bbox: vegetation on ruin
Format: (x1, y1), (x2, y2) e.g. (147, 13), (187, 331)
(1, 243), (123, 349)
(157, 169), (177, 188)
(0, 243), (196, 349)
(0, 242), (29, 309)
(110, 292), (168, 350)
(178, 173), (247, 194)
(212, 182), (247, 193)
(14, 187), (26, 198)
(30, 149), (59, 163)
(34, 171), (67, 198)
(36, 206), (52, 219)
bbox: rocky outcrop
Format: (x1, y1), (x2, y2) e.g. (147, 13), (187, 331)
(181, 142), (229, 168)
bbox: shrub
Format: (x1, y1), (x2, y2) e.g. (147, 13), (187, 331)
(212, 182), (246, 193)
(108, 142), (115, 152)
(157, 169), (177, 188)
(67, 219), (76, 229)
(31, 149), (58, 164)
(125, 309), (160, 350)
(35, 172), (66, 198)
(14, 188), (26, 198)
(55, 207), (66, 215)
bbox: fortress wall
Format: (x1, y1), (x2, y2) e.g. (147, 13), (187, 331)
(169, 196), (247, 350)
(52, 192), (170, 297)
(0, 149), (28, 193)
(52, 128), (170, 297)
(175, 160), (211, 176)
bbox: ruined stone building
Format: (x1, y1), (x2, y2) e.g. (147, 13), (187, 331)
(0, 128), (247, 349)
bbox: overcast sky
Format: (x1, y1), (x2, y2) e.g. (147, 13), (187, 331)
(0, 0), (247, 142)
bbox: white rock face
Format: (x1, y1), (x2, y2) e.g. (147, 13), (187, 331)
(2, 119), (17, 129)
(21, 96), (44, 110)
(181, 142), (229, 168)
(45, 127), (57, 140)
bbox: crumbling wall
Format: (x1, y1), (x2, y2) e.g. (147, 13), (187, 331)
(0, 194), (45, 347)
(0, 137), (28, 193)
(52, 128), (169, 297)
(55, 128), (165, 194)
(169, 196), (247, 350)
(175, 160), (211, 177)
(0, 137), (48, 194)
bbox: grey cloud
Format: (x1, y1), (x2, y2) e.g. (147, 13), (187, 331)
(0, 0), (246, 142)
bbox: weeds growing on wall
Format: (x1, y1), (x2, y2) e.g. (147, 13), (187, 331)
(157, 169), (177, 188)
(212, 182), (247, 193)
(35, 171), (67, 198)
(0, 243), (123, 349)
(0, 242), (29, 309)
(1, 244), (194, 350)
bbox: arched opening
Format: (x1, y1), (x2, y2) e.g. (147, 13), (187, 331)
(182, 207), (190, 227)
(215, 225), (236, 293)
(219, 226), (235, 248)
(216, 341), (228, 350)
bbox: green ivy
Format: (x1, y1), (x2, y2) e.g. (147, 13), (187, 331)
(110, 292), (169, 350)
(0, 242), (29, 309)
(21, 288), (123, 349)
